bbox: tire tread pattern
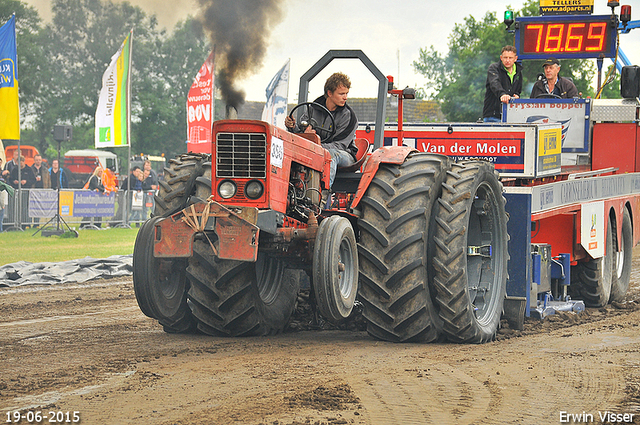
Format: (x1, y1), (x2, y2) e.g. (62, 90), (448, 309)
(357, 153), (450, 343)
(431, 161), (509, 344)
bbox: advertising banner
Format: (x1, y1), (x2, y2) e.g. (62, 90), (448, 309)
(28, 190), (58, 218)
(72, 191), (116, 217)
(540, 0), (593, 15)
(187, 49), (215, 153)
(504, 99), (589, 153)
(95, 32), (132, 147)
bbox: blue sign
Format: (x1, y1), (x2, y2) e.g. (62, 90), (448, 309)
(73, 191), (116, 217)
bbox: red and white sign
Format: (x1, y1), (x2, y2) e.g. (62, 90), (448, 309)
(187, 50), (215, 153)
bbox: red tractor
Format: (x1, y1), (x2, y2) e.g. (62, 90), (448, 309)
(133, 50), (508, 343)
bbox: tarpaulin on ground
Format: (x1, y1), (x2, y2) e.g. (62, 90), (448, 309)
(0, 255), (132, 287)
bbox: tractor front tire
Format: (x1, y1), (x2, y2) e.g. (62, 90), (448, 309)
(133, 216), (195, 333)
(154, 153), (208, 217)
(313, 215), (359, 324)
(431, 161), (509, 344)
(357, 153), (450, 343)
(186, 239), (300, 336)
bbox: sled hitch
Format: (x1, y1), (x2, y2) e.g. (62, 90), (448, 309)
(530, 294), (586, 320)
(153, 202), (260, 262)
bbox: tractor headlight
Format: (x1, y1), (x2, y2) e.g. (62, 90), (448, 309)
(245, 180), (264, 199)
(218, 180), (237, 199)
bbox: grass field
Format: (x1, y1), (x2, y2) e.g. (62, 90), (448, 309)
(0, 227), (140, 266)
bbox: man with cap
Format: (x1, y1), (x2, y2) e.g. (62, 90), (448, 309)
(531, 58), (579, 99)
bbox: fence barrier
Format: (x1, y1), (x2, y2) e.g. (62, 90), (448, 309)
(0, 188), (156, 231)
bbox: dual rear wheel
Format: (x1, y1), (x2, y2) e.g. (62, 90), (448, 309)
(357, 155), (508, 343)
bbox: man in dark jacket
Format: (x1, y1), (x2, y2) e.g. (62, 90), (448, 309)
(530, 57), (579, 99)
(284, 72), (358, 189)
(9, 156), (35, 189)
(483, 45), (523, 122)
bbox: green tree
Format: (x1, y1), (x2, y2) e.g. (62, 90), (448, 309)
(597, 64), (622, 99)
(413, 0), (596, 121)
(133, 18), (210, 159)
(2, 0), (211, 165)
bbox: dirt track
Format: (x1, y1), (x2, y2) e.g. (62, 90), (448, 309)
(1, 250), (640, 425)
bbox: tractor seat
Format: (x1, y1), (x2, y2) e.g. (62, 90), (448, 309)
(339, 138), (371, 172)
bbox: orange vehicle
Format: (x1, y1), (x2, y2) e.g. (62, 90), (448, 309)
(4, 145), (41, 167)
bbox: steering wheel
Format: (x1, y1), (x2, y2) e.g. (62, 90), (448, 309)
(288, 102), (336, 143)
(535, 93), (562, 99)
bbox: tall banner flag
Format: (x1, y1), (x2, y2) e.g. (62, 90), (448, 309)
(187, 49), (215, 154)
(0, 15), (19, 140)
(261, 59), (290, 129)
(95, 31), (132, 148)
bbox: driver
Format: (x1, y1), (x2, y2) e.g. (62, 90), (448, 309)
(284, 72), (358, 189)
(530, 57), (579, 99)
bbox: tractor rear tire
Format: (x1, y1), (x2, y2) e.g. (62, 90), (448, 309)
(357, 153), (450, 343)
(431, 161), (509, 344)
(194, 160), (212, 202)
(133, 216), (195, 333)
(571, 216), (614, 307)
(154, 153), (208, 217)
(313, 215), (359, 324)
(186, 239), (300, 336)
(611, 208), (633, 302)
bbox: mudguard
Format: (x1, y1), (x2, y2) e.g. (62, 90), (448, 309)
(350, 145), (417, 210)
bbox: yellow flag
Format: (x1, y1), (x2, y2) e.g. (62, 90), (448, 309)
(0, 15), (20, 140)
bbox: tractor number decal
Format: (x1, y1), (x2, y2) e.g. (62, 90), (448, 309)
(271, 137), (284, 168)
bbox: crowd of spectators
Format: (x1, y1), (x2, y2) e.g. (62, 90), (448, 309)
(0, 152), (160, 230)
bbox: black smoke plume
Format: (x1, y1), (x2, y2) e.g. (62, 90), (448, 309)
(197, 0), (285, 110)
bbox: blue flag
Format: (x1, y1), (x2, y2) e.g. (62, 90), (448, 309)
(261, 59), (290, 129)
(0, 15), (19, 139)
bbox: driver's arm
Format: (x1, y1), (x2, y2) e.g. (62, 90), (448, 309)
(284, 115), (296, 130)
(285, 112), (313, 134)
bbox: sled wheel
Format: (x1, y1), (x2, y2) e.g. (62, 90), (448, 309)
(611, 208), (633, 302)
(133, 216), (195, 333)
(431, 161), (509, 343)
(186, 239), (300, 336)
(154, 153), (208, 217)
(571, 216), (614, 307)
(313, 215), (359, 323)
(357, 153), (450, 342)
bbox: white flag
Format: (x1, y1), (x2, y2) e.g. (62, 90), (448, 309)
(261, 59), (290, 129)
(95, 32), (132, 147)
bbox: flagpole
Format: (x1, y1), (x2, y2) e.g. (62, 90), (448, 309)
(126, 29), (133, 227)
(8, 15), (23, 231)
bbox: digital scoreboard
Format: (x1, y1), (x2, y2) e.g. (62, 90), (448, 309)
(515, 15), (618, 60)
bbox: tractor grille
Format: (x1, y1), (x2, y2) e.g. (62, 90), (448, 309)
(216, 132), (267, 179)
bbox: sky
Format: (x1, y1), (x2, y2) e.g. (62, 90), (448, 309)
(22, 0), (640, 102)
